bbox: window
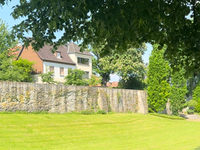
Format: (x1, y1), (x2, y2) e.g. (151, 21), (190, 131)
(56, 52), (61, 59)
(49, 66), (54, 73)
(45, 65), (49, 73)
(83, 71), (89, 79)
(60, 67), (64, 77)
(77, 57), (89, 65)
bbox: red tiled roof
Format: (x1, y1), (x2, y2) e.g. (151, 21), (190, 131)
(112, 81), (119, 87)
(106, 82), (119, 87)
(9, 46), (21, 57)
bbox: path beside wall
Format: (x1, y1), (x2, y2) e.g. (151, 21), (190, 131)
(0, 82), (148, 114)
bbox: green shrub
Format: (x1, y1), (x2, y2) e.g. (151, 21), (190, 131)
(187, 100), (197, 109)
(0, 55), (33, 82)
(187, 109), (194, 114)
(65, 69), (88, 86)
(96, 110), (107, 114)
(80, 110), (95, 115)
(88, 75), (101, 86)
(192, 82), (200, 112)
(40, 72), (54, 84)
(12, 59), (33, 82)
(195, 102), (200, 112)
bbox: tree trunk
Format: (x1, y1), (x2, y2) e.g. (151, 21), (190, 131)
(101, 73), (110, 86)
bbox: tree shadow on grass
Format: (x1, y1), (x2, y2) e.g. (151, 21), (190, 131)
(194, 147), (200, 150)
(149, 113), (185, 120)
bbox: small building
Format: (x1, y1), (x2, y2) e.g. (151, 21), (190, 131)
(17, 42), (92, 83)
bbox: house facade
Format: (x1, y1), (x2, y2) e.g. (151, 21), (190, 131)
(66, 42), (92, 79)
(17, 42), (92, 83)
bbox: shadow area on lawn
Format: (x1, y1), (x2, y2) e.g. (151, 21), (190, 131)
(194, 147), (200, 150)
(149, 113), (185, 120)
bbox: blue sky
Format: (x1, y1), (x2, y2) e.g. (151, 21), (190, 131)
(0, 1), (152, 81)
(0, 1), (20, 30)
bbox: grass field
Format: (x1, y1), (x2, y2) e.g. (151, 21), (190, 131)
(0, 113), (200, 150)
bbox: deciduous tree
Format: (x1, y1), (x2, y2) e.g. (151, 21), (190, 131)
(92, 46), (146, 86)
(119, 75), (145, 90)
(0, 19), (16, 53)
(1, 0), (200, 74)
(0, 20), (33, 82)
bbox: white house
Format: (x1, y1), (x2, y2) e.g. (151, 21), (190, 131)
(17, 42), (92, 83)
(66, 42), (92, 79)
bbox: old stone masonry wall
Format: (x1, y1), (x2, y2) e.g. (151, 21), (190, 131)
(0, 82), (148, 114)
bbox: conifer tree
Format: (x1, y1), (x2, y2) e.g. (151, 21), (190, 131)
(170, 68), (187, 115)
(147, 45), (171, 112)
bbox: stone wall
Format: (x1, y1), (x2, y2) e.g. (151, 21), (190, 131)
(0, 82), (148, 114)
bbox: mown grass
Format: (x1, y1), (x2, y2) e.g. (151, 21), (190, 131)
(0, 113), (200, 150)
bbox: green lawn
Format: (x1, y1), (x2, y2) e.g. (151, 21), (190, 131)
(0, 113), (200, 150)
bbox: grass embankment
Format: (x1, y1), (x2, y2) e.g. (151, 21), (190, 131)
(0, 113), (200, 150)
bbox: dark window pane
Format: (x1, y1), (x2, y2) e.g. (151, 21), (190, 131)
(50, 66), (54, 73)
(77, 57), (89, 65)
(60, 67), (64, 76)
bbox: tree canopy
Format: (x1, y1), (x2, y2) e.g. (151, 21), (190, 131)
(0, 19), (33, 82)
(92, 45), (146, 86)
(1, 0), (200, 73)
(0, 19), (16, 53)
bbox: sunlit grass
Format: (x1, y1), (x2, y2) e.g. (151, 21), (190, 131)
(0, 113), (199, 150)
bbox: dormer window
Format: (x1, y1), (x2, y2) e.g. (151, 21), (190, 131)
(56, 52), (61, 59)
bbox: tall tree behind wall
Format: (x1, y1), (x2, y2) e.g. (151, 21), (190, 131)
(0, 19), (33, 82)
(170, 68), (187, 115)
(0, 19), (16, 53)
(147, 45), (171, 112)
(92, 45), (146, 86)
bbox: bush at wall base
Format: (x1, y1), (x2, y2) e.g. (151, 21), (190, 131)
(40, 72), (54, 84)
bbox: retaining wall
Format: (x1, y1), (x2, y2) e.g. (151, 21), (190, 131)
(0, 82), (148, 114)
